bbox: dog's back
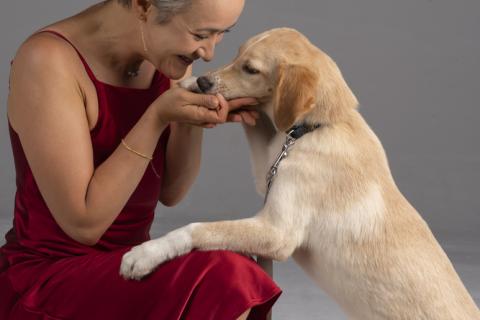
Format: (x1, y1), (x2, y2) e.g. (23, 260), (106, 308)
(289, 109), (480, 319)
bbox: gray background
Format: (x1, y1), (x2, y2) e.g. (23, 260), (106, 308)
(1, 1), (479, 319)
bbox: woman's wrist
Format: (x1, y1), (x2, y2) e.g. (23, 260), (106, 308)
(175, 122), (202, 131)
(171, 122), (204, 139)
(151, 99), (170, 129)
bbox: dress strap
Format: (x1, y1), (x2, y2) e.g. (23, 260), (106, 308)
(37, 30), (97, 82)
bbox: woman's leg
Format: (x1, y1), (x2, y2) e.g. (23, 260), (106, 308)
(9, 249), (280, 320)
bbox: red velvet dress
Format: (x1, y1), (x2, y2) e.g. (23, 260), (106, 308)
(0, 31), (281, 320)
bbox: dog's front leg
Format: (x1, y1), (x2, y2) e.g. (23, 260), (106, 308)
(120, 223), (196, 280)
(120, 215), (297, 280)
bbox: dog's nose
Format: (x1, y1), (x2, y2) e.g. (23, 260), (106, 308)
(197, 76), (214, 93)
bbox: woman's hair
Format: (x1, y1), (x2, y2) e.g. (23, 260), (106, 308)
(117, 0), (193, 23)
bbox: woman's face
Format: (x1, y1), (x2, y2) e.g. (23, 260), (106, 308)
(144, 0), (245, 80)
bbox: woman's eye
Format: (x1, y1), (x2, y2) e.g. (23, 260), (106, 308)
(243, 65), (260, 75)
(194, 34), (209, 41)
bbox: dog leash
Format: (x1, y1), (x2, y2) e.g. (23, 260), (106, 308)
(264, 123), (322, 201)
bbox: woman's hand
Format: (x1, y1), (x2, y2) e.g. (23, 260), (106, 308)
(153, 87), (228, 128)
(218, 94), (260, 127)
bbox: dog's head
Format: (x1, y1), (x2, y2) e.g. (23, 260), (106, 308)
(181, 28), (358, 131)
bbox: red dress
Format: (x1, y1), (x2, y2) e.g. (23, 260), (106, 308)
(0, 31), (281, 320)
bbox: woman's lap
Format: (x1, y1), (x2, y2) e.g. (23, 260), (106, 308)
(2, 249), (281, 320)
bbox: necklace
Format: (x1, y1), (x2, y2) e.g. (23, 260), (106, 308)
(126, 69), (139, 77)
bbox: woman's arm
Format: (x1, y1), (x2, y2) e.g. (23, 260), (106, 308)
(160, 69), (260, 206)
(8, 34), (224, 246)
(159, 122), (203, 207)
(159, 68), (203, 206)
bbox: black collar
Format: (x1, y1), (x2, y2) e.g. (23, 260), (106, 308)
(286, 123), (322, 139)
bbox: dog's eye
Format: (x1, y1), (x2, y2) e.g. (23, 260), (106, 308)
(243, 64), (260, 75)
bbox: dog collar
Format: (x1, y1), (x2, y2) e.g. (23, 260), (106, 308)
(286, 123), (322, 139)
(265, 123), (322, 201)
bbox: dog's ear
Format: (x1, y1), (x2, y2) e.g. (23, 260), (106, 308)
(314, 56), (359, 124)
(273, 63), (318, 132)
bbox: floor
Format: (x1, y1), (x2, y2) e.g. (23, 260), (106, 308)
(1, 217), (478, 319)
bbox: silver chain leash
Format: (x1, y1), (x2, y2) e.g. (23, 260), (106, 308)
(264, 131), (297, 202)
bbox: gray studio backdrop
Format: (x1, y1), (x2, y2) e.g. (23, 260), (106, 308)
(1, 1), (479, 319)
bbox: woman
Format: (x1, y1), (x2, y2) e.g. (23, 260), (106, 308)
(0, 0), (281, 319)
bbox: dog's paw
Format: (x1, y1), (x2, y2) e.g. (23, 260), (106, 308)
(120, 241), (167, 280)
(120, 225), (195, 280)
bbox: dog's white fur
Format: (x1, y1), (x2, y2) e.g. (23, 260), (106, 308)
(121, 28), (480, 319)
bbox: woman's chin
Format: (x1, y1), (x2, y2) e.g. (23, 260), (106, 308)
(159, 60), (191, 80)
(164, 67), (189, 80)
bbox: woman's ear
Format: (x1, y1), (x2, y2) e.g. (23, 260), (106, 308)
(273, 63), (318, 132)
(132, 0), (153, 20)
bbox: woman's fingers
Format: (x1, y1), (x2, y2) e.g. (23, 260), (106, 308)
(227, 110), (260, 125)
(201, 123), (216, 129)
(179, 90), (260, 126)
(250, 110), (260, 119)
(183, 90), (220, 110)
(227, 113), (243, 123)
(240, 111), (257, 126)
(227, 97), (259, 112)
(215, 93), (230, 122)
(192, 105), (224, 124)
(180, 91), (228, 124)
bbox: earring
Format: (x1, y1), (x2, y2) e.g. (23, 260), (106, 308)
(140, 20), (148, 53)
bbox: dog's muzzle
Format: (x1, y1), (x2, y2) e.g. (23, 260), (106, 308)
(179, 76), (201, 93)
(196, 76), (214, 93)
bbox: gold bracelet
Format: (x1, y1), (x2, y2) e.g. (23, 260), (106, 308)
(121, 139), (153, 161)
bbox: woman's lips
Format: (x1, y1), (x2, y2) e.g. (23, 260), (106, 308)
(178, 55), (193, 66)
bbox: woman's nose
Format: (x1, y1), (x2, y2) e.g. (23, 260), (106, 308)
(198, 38), (217, 62)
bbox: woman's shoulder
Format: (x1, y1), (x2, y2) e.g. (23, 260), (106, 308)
(8, 29), (88, 132)
(13, 30), (80, 76)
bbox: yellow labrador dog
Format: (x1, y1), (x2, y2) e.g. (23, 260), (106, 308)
(121, 28), (480, 319)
